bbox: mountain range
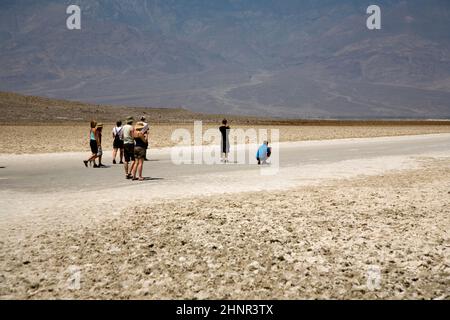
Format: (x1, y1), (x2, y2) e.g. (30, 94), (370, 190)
(1, 0), (450, 119)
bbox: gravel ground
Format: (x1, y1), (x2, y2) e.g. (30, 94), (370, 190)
(0, 159), (448, 300)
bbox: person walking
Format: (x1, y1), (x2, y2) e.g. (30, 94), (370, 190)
(112, 120), (124, 164)
(131, 121), (148, 181)
(83, 120), (99, 168)
(123, 116), (136, 179)
(219, 119), (230, 163)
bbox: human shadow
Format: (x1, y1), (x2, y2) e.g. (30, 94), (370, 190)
(0, 167), (5, 169)
(142, 177), (164, 181)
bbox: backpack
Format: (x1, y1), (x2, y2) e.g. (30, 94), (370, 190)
(113, 127), (123, 143)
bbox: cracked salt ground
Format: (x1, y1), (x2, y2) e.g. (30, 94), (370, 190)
(0, 159), (448, 299)
(0, 134), (449, 299)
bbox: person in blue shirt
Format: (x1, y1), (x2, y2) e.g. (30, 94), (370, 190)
(256, 141), (272, 165)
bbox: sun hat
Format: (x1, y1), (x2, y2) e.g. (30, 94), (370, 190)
(126, 116), (134, 124)
(96, 123), (104, 128)
(135, 121), (145, 131)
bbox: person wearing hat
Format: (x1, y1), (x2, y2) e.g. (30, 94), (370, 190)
(140, 116), (149, 161)
(122, 116), (136, 179)
(131, 121), (148, 181)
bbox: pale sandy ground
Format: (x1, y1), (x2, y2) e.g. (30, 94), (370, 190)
(1, 124), (450, 154)
(0, 143), (448, 299)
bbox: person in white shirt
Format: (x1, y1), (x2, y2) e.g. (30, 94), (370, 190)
(123, 116), (136, 179)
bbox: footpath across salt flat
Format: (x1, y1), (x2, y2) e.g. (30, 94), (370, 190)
(0, 134), (449, 230)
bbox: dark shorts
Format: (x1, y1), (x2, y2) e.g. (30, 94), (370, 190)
(90, 140), (98, 154)
(113, 139), (124, 149)
(124, 144), (135, 162)
(134, 146), (146, 160)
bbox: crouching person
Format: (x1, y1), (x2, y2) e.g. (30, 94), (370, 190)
(256, 141), (272, 165)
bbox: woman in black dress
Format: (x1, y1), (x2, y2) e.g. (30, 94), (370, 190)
(219, 119), (230, 163)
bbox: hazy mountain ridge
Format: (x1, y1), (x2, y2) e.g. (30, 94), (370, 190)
(0, 0), (449, 118)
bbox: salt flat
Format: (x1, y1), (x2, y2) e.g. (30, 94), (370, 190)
(0, 134), (449, 299)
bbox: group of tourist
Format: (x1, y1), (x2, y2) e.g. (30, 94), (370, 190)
(84, 117), (272, 182)
(84, 116), (149, 181)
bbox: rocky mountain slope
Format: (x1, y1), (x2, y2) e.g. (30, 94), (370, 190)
(1, 0), (449, 118)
